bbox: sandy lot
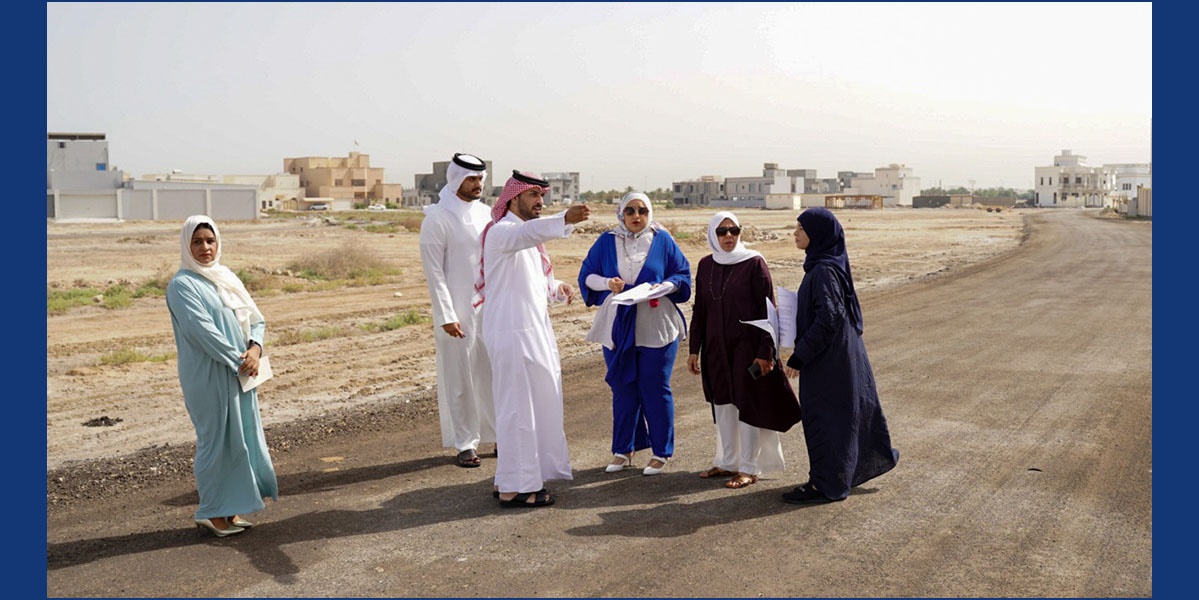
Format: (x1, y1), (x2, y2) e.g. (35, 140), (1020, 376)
(46, 205), (1023, 471)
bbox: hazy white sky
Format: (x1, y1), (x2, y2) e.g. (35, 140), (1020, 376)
(47, 2), (1152, 192)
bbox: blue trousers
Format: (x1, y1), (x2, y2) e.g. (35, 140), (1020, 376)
(603, 341), (678, 459)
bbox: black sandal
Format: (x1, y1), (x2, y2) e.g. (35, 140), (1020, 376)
(494, 487), (543, 499)
(781, 481), (840, 505)
(498, 490), (554, 508)
(456, 449), (481, 468)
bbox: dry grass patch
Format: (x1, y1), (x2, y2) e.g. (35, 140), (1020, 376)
(99, 348), (175, 366)
(285, 239), (401, 282)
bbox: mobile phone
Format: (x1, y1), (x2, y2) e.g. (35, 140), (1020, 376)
(748, 361), (764, 380)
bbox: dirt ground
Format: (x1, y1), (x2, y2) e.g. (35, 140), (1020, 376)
(46, 205), (1024, 472)
(45, 207), (1155, 598)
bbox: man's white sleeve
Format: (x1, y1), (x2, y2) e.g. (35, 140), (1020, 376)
(418, 217), (458, 326)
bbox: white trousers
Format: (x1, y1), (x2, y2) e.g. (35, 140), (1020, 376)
(712, 403), (785, 476)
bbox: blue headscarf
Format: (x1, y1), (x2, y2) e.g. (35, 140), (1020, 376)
(797, 207), (863, 335)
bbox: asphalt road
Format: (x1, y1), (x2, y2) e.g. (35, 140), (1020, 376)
(46, 209), (1152, 598)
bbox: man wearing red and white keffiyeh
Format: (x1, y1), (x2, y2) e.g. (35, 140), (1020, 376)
(475, 169), (591, 508)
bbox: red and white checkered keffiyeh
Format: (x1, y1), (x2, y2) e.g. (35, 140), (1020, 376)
(472, 172), (553, 307)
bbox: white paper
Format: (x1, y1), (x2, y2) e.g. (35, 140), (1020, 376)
(740, 297), (780, 350)
(239, 355), (273, 392)
(610, 282), (673, 306)
(775, 286), (799, 349)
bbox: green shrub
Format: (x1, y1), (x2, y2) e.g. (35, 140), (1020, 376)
(47, 288), (103, 315)
(361, 310), (429, 332)
(133, 271), (171, 298)
(100, 285), (133, 310)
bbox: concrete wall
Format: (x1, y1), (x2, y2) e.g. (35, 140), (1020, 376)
(47, 169), (123, 192)
(1128, 187), (1152, 218)
(707, 198), (766, 209)
(48, 188), (258, 221)
(764, 194), (829, 210)
(48, 191), (120, 220)
(765, 194), (802, 210)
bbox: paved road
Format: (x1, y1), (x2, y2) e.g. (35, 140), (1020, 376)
(46, 209), (1152, 597)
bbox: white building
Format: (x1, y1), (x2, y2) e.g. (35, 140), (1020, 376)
(723, 163), (804, 207)
(1108, 163), (1152, 203)
(1033, 149), (1150, 208)
(675, 162), (918, 208)
(543, 172), (580, 205)
(844, 164), (921, 207)
(674, 163), (805, 208)
(47, 132), (259, 221)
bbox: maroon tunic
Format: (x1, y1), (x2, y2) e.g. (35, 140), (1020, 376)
(689, 255), (801, 432)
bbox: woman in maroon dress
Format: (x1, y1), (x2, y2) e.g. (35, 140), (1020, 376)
(687, 211), (802, 489)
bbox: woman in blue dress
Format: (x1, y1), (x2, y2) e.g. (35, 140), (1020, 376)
(578, 192), (691, 476)
(166, 215), (279, 536)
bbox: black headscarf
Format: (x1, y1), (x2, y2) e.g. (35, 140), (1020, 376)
(798, 207), (864, 335)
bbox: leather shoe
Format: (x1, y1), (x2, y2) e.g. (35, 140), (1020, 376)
(781, 482), (842, 505)
(195, 518), (245, 537)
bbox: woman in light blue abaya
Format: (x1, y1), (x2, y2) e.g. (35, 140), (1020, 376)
(166, 215), (278, 537)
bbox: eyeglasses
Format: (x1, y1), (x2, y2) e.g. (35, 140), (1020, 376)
(623, 207), (649, 216)
(715, 226), (742, 237)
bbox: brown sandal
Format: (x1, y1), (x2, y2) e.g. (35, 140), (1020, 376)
(699, 467), (735, 479)
(725, 473), (758, 489)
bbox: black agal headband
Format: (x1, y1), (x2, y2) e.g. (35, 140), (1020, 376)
(452, 153), (486, 171)
(511, 170), (548, 187)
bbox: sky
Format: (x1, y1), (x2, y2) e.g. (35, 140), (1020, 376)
(46, 2), (1152, 192)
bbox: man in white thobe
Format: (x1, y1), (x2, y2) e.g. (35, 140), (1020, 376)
(474, 170), (591, 507)
(419, 153), (496, 468)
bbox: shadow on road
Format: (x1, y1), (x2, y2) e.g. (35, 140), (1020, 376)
(49, 455), (877, 581)
(157, 455), (451, 507)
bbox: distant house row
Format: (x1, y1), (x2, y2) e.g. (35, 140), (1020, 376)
(45, 133), (583, 221)
(46, 133), (1151, 222)
(400, 162), (580, 209)
(672, 162), (920, 209)
(670, 149), (1152, 216)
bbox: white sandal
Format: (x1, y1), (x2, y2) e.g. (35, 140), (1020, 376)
(605, 453), (632, 473)
(643, 456), (668, 476)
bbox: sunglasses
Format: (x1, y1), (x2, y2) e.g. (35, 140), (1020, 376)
(623, 207), (650, 216)
(715, 226), (742, 237)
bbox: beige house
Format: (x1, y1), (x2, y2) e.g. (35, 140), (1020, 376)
(284, 151), (403, 206)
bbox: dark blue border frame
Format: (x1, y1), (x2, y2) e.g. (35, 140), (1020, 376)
(31, 2), (1175, 599)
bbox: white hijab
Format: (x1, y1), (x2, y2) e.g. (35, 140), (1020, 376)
(614, 191), (659, 239)
(706, 211), (762, 265)
(178, 215), (265, 343)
